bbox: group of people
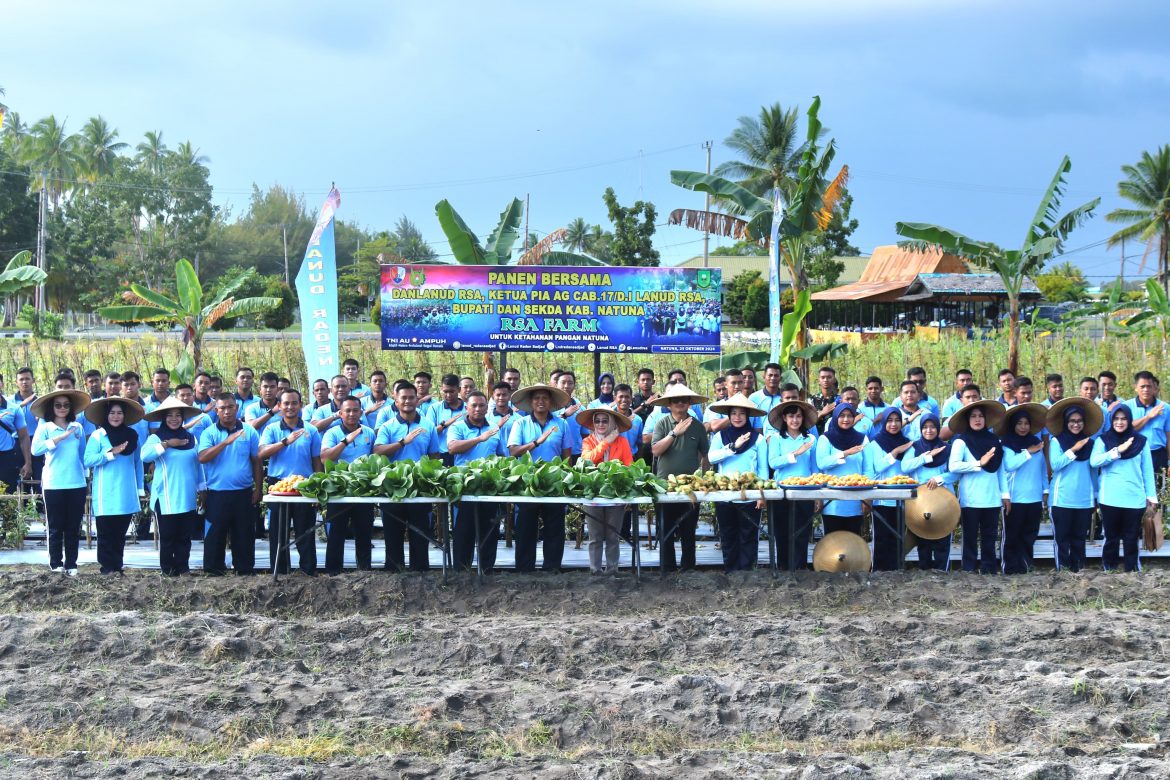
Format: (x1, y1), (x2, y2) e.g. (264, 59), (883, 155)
(1, 357), (1162, 577)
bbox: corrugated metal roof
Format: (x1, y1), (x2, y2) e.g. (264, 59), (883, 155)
(811, 244), (972, 302)
(903, 273), (1042, 297)
(810, 280), (912, 302)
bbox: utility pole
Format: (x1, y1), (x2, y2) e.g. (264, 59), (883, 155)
(282, 225), (290, 284)
(523, 193), (530, 254)
(1120, 236), (1125, 288)
(35, 175), (46, 313)
(702, 140), (712, 268)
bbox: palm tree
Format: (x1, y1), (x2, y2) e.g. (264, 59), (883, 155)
(76, 116), (127, 182)
(1106, 145), (1170, 296)
(174, 140), (209, 167)
(564, 217), (591, 252)
(22, 115), (79, 208)
(713, 103), (817, 209)
(135, 130), (169, 174)
(1, 110), (28, 157)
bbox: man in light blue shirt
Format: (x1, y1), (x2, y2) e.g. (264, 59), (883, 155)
(449, 391), (509, 572)
(749, 363), (787, 431)
(940, 368), (974, 420)
(342, 358), (369, 399)
(245, 372), (282, 431)
(232, 367), (259, 420)
(508, 385), (571, 572)
(373, 381), (439, 572)
(198, 394), (262, 576)
(1125, 370), (1170, 480)
(320, 396), (376, 574)
(311, 375), (351, 433)
(259, 389), (322, 575)
(426, 374), (466, 463)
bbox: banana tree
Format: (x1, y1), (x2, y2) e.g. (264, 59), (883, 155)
(1067, 282), (1127, 337)
(433, 198), (605, 385)
(98, 258), (280, 380)
(0, 251), (48, 326)
(896, 156), (1099, 374)
(434, 198), (603, 266)
(670, 98), (847, 379)
(1123, 277), (1170, 344)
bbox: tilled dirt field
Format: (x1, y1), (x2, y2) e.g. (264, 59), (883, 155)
(1, 567), (1169, 778)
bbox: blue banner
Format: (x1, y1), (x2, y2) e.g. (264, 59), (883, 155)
(295, 188), (341, 381)
(380, 264), (722, 353)
(768, 191), (782, 363)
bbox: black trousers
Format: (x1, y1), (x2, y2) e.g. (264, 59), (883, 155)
(268, 501), (318, 574)
(658, 503), (699, 571)
(325, 503), (373, 574)
(1153, 448), (1167, 491)
(203, 488), (256, 575)
(0, 448), (20, 494)
(382, 502), (432, 571)
(95, 513), (133, 573)
(158, 510), (194, 575)
(916, 534), (951, 570)
(44, 487), (85, 570)
(1002, 501), (1042, 574)
(961, 506), (1001, 573)
(1100, 503), (1143, 572)
(454, 501), (500, 572)
(822, 514), (862, 535)
(515, 503), (566, 572)
(715, 502), (760, 572)
(769, 499), (813, 571)
(1051, 506), (1091, 572)
(871, 505), (900, 572)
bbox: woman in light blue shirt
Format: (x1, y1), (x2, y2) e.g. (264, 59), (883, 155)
(767, 400), (818, 570)
(83, 399), (146, 575)
(947, 400), (1009, 573)
(1090, 405), (1157, 572)
(998, 404), (1048, 575)
(707, 394), (768, 572)
(902, 414), (956, 570)
(30, 390), (90, 575)
(1046, 398), (1100, 572)
(864, 408), (915, 570)
(815, 403), (867, 535)
(142, 396), (205, 576)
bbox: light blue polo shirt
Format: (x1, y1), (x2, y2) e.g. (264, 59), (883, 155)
(244, 401), (281, 427)
(1123, 397), (1170, 451)
(360, 394), (391, 429)
(0, 399), (26, 452)
(427, 401), (466, 455)
(197, 422), (259, 491)
(260, 419), (322, 478)
(487, 406), (517, 445)
(310, 401), (344, 432)
(374, 413), (438, 462)
(321, 424), (375, 463)
(507, 414), (569, 462)
(447, 418), (507, 466)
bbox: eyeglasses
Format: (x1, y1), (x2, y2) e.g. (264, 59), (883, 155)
(52, 402), (71, 409)
(592, 416), (610, 424)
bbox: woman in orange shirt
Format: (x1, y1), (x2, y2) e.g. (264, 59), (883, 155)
(577, 408), (633, 574)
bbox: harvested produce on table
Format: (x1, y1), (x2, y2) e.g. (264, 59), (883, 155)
(666, 470), (777, 494)
(826, 474), (877, 488)
(268, 475), (308, 494)
(780, 474), (830, 486)
(293, 454), (667, 504)
(879, 475), (918, 486)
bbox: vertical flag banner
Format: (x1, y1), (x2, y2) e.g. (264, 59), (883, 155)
(767, 190), (782, 363)
(295, 187), (341, 381)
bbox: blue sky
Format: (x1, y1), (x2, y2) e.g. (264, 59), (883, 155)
(4, 0), (1168, 283)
